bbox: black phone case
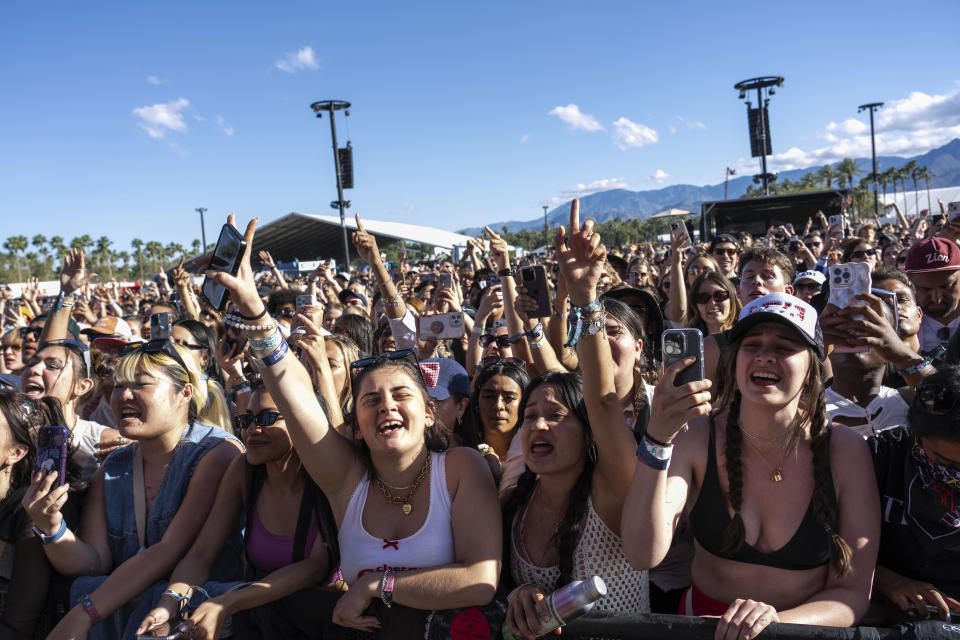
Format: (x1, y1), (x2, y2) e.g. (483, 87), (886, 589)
(520, 266), (551, 317)
(201, 224), (247, 311)
(662, 329), (705, 387)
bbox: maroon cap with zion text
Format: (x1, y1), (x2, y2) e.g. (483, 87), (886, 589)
(904, 237), (960, 274)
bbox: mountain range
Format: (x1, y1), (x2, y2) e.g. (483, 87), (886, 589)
(460, 138), (960, 235)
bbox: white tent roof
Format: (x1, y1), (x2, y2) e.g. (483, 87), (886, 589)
(879, 185), (960, 218)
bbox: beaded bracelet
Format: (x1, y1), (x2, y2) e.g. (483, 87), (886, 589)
(251, 339), (289, 368)
(162, 589), (190, 612)
(564, 299), (602, 347)
(223, 313), (276, 332)
(248, 327), (282, 352)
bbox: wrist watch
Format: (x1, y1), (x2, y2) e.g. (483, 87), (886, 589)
(497, 268), (515, 278)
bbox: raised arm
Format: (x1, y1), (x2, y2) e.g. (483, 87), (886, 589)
(352, 214), (407, 321)
(205, 216), (361, 501)
(258, 250), (288, 289)
(557, 200), (638, 501)
(485, 227), (532, 366)
(665, 238), (688, 325)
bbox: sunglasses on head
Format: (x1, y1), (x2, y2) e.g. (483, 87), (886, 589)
(851, 249), (878, 259)
(349, 348), (418, 379)
(234, 410), (282, 430)
(694, 290), (730, 305)
(120, 339), (190, 374)
(478, 356), (525, 372)
(915, 383), (959, 416)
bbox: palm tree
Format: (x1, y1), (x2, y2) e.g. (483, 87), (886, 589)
(96, 236), (113, 278)
(916, 165), (935, 213)
(131, 238), (145, 280)
(895, 166), (910, 213)
(799, 172), (818, 191)
(903, 160), (920, 215)
(818, 164), (839, 189)
(3, 235), (28, 282)
(118, 251), (131, 278)
(191, 239), (202, 256)
(48, 236), (66, 263)
(835, 158), (863, 191)
(145, 241), (163, 274)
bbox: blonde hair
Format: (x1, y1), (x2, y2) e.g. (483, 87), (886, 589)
(323, 333), (360, 414)
(115, 343), (230, 430)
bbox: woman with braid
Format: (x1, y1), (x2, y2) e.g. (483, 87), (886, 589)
(622, 292), (880, 640)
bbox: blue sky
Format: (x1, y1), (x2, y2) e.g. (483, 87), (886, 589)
(1, 0), (958, 254)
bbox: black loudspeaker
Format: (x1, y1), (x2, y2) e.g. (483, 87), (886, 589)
(747, 107), (772, 158)
(338, 145), (354, 189)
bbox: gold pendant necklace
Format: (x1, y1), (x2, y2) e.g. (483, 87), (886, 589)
(374, 454), (431, 516)
(739, 434), (790, 483)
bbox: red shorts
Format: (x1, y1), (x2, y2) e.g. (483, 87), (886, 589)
(679, 584), (730, 616)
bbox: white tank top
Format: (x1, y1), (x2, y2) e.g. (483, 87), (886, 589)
(338, 451), (455, 584)
(825, 386), (909, 438)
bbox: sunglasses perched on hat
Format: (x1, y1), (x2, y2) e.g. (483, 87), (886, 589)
(119, 339), (190, 374)
(349, 348), (440, 390)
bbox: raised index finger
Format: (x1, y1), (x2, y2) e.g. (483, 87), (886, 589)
(570, 198), (580, 234)
(355, 212), (367, 234)
(483, 226), (500, 240)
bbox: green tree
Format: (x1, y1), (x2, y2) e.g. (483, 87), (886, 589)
(95, 236), (113, 278)
(131, 238), (145, 280)
(48, 236), (66, 263)
(3, 235), (28, 282)
(145, 241), (163, 274)
(916, 165), (935, 213)
(817, 164), (839, 189)
(835, 158), (863, 191)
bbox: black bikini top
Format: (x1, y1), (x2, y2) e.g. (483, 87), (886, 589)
(689, 417), (837, 571)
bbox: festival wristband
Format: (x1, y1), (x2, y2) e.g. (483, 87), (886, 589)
(380, 570), (396, 608)
(80, 594), (100, 625)
(251, 340), (289, 368)
(637, 436), (672, 471)
(248, 327), (282, 351)
(162, 589), (189, 612)
(32, 517), (67, 545)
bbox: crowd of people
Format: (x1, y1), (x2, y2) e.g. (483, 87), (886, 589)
(0, 197), (957, 640)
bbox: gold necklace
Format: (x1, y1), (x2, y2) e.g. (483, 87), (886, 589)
(737, 424), (781, 443)
(739, 435), (792, 483)
(374, 454), (431, 516)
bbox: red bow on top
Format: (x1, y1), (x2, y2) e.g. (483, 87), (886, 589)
(418, 361), (440, 388)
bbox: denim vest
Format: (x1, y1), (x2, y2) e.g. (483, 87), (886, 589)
(71, 422), (243, 640)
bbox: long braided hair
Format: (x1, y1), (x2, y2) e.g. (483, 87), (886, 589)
(502, 372), (593, 588)
(716, 336), (852, 576)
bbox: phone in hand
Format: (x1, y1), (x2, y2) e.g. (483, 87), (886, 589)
(828, 262), (872, 353)
(661, 329), (704, 387)
(872, 288), (899, 336)
(140, 623), (190, 640)
(420, 273), (436, 284)
(418, 312), (465, 340)
(438, 273), (453, 289)
(670, 221), (692, 249)
(828, 214), (845, 232)
(37, 426), (69, 486)
(201, 224), (247, 311)
(520, 266), (551, 317)
(296, 295), (316, 311)
(789, 235), (799, 252)
(150, 312), (172, 342)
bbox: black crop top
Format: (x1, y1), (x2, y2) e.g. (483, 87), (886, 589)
(689, 418), (837, 571)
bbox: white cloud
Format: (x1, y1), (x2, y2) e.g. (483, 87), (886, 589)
(132, 98), (189, 139)
(548, 104), (604, 132)
(520, 133), (530, 144)
(276, 46), (320, 73)
(766, 86), (960, 171)
(215, 115), (234, 137)
(678, 116), (707, 130)
(545, 177), (630, 205)
(612, 117), (658, 150)
(649, 169), (670, 184)
(147, 75), (165, 85)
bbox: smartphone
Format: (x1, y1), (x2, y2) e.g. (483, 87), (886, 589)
(150, 312), (172, 342)
(201, 224), (247, 311)
(670, 221), (692, 249)
(661, 329), (704, 387)
(872, 288), (899, 336)
(828, 214), (844, 232)
(36, 426), (69, 486)
(418, 312), (465, 340)
(296, 294), (316, 311)
(628, 272), (638, 287)
(420, 273), (436, 284)
(789, 235), (799, 252)
(438, 273), (453, 289)
(828, 262), (872, 353)
(140, 623), (190, 640)
(520, 266), (551, 317)
(486, 275), (501, 288)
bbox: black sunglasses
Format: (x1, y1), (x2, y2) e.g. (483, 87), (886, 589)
(173, 339), (207, 351)
(712, 248), (738, 257)
(349, 348), (418, 379)
(915, 384), (958, 416)
(234, 410), (282, 430)
(274, 309), (296, 318)
(693, 290), (730, 305)
(850, 249), (878, 259)
(19, 326), (42, 338)
(479, 334), (516, 348)
(120, 339), (190, 374)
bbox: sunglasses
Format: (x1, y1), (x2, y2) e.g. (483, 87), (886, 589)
(120, 339), (190, 374)
(19, 326), (42, 338)
(173, 339), (207, 351)
(234, 410), (282, 430)
(349, 348), (418, 379)
(2, 344), (21, 352)
(478, 356), (525, 372)
(274, 309), (296, 318)
(850, 249), (878, 259)
(479, 334), (517, 348)
(915, 384), (958, 416)
(712, 248), (738, 257)
(40, 339), (91, 375)
(806, 241), (822, 247)
(794, 282), (822, 292)
(693, 290), (730, 305)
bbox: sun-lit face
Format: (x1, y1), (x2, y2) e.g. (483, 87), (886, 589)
(738, 260), (791, 303)
(603, 315), (642, 391)
(874, 278), (920, 338)
(241, 390), (294, 466)
(520, 384), (586, 477)
(477, 374), (522, 436)
(325, 341), (349, 401)
(711, 243), (739, 276)
(735, 322), (811, 408)
(849, 242), (878, 270)
(110, 367), (191, 440)
(354, 366), (433, 455)
(694, 282), (732, 329)
(686, 257), (716, 286)
(910, 269), (960, 323)
(21, 345), (81, 405)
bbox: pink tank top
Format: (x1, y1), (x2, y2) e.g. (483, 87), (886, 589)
(247, 509), (319, 579)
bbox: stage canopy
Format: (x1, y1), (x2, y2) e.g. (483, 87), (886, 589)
(248, 212), (476, 264)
